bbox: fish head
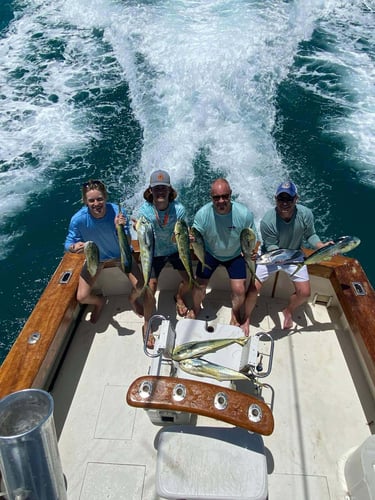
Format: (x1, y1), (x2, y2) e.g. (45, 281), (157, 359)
(337, 235), (361, 252)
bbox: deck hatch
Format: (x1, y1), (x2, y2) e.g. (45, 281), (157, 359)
(312, 293), (333, 307)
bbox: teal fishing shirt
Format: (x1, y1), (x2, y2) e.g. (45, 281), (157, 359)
(137, 200), (186, 257)
(192, 201), (257, 261)
(64, 203), (131, 261)
(260, 204), (321, 252)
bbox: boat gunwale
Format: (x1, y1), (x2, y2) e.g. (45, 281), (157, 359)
(0, 247), (374, 401)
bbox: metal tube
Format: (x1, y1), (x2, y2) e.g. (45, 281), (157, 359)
(0, 389), (67, 500)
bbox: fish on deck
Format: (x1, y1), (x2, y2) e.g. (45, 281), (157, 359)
(172, 336), (249, 361)
(178, 358), (250, 382)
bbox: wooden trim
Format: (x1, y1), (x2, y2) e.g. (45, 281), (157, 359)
(326, 258), (375, 387)
(0, 253), (84, 398)
(127, 375), (274, 435)
(1, 244), (374, 401)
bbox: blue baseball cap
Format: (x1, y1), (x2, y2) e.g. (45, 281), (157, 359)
(275, 181), (297, 197)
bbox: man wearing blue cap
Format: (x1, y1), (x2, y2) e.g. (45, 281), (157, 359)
(244, 181), (332, 330)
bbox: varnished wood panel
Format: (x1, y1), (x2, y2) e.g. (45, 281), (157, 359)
(127, 375), (274, 435)
(326, 259), (375, 385)
(0, 253), (84, 398)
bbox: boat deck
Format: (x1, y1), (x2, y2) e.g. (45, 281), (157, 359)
(50, 266), (375, 500)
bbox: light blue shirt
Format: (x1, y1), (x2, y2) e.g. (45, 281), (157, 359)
(260, 204), (321, 251)
(137, 200), (186, 257)
(192, 201), (258, 261)
(64, 203), (130, 261)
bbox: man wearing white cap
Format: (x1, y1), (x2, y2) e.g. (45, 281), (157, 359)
(244, 181), (332, 330)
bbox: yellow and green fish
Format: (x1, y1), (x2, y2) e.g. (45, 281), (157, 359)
(172, 336), (249, 361)
(291, 235), (360, 276)
(179, 358), (250, 382)
(190, 227), (211, 272)
(117, 203), (133, 274)
(136, 215), (154, 294)
(174, 219), (199, 288)
(84, 241), (100, 277)
(240, 227), (260, 283)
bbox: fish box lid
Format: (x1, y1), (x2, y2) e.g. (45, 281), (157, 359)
(156, 425), (268, 500)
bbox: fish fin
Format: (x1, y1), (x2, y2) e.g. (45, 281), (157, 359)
(290, 264), (302, 277)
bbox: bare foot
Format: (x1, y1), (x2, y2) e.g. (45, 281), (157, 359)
(186, 309), (197, 319)
(142, 324), (155, 348)
(174, 295), (189, 317)
(282, 309), (293, 330)
(239, 319), (250, 337)
(90, 296), (106, 324)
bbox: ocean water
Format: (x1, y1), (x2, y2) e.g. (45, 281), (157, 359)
(0, 0), (374, 363)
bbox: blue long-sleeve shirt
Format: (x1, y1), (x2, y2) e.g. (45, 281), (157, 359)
(64, 203), (131, 261)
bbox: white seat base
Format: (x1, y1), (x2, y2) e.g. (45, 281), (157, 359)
(156, 425), (268, 500)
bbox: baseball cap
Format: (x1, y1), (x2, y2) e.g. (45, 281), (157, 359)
(149, 170), (171, 188)
(275, 181), (297, 197)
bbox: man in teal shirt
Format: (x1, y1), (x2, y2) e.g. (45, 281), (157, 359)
(245, 181), (332, 330)
(188, 178), (258, 335)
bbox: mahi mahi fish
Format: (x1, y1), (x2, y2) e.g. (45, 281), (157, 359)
(84, 241), (100, 277)
(117, 203), (133, 274)
(256, 248), (305, 266)
(174, 219), (199, 288)
(178, 358), (250, 382)
(240, 227), (260, 283)
(136, 216), (154, 294)
(291, 235), (361, 276)
(190, 227), (211, 272)
(172, 336), (249, 361)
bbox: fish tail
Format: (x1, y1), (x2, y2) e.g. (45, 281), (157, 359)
(235, 337), (250, 346)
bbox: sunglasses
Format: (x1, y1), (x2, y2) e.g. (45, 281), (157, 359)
(82, 179), (103, 189)
(276, 195), (294, 202)
(212, 193), (231, 201)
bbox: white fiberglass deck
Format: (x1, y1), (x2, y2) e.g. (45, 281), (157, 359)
(51, 268), (375, 500)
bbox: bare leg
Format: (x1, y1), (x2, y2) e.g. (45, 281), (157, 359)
(175, 272), (191, 316)
(127, 261), (156, 346)
(229, 278), (247, 331)
(240, 279), (262, 336)
(187, 277), (209, 319)
(282, 280), (311, 329)
(76, 276), (106, 324)
(141, 278), (157, 347)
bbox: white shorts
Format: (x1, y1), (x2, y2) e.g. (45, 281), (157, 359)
(256, 263), (309, 283)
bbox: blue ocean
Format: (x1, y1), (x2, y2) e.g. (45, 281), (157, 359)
(0, 0), (374, 363)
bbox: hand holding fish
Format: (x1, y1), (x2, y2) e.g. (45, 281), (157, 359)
(69, 241), (85, 253)
(115, 212), (127, 227)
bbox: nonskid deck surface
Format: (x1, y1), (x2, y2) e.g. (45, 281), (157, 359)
(52, 288), (375, 500)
